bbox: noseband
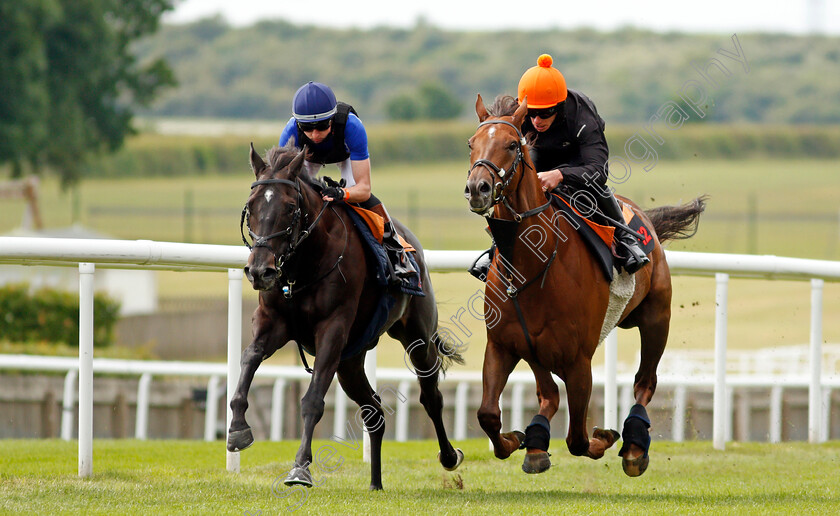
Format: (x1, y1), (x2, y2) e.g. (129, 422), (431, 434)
(469, 119), (549, 222)
(240, 177), (328, 272)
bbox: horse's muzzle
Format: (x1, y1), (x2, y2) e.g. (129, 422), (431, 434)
(464, 179), (493, 214)
(244, 264), (278, 291)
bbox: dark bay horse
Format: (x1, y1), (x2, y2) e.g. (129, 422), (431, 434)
(228, 143), (463, 490)
(465, 95), (706, 476)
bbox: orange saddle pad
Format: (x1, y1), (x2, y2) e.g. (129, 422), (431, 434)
(347, 205), (416, 252)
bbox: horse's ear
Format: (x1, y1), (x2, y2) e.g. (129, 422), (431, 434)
(475, 94), (489, 122)
(288, 146), (306, 178)
(249, 142), (266, 177)
(512, 96), (528, 129)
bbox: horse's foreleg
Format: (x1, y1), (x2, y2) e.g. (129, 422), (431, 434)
(476, 341), (521, 460)
(336, 353), (385, 490)
(227, 337), (269, 452)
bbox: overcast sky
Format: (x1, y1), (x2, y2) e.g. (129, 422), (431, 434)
(164, 0), (840, 34)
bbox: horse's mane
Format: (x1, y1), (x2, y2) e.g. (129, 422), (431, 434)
(487, 95), (519, 117)
(264, 144), (325, 191)
(486, 95), (537, 148)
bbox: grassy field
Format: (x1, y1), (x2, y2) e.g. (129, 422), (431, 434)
(2, 157), (839, 368)
(1, 439), (838, 515)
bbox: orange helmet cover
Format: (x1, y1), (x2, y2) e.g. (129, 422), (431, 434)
(518, 54), (567, 108)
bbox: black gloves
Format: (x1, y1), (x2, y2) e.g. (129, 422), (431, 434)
(321, 176), (347, 202)
(322, 186), (345, 201)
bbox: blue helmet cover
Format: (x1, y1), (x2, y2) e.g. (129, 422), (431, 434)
(292, 82), (338, 122)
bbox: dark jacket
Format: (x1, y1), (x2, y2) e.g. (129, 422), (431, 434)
(521, 89), (609, 191)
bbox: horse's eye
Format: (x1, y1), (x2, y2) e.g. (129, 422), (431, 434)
(508, 141), (518, 151)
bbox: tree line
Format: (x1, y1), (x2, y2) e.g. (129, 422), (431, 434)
(137, 18), (840, 125)
(3, 5), (839, 186)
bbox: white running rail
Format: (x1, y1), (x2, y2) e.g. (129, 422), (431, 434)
(1, 236), (839, 476)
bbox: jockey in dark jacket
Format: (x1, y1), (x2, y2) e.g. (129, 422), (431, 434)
(279, 81), (415, 281)
(470, 54), (649, 279)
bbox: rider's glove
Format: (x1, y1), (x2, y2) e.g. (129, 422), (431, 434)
(322, 186), (347, 202)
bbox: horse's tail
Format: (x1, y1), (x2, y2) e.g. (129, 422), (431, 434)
(432, 332), (465, 374)
(645, 195), (708, 243)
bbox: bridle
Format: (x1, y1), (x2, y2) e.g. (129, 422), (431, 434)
(240, 177), (332, 280)
(469, 118), (556, 367)
(469, 119), (550, 222)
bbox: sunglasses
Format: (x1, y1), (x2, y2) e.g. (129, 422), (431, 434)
(297, 119), (332, 132)
(527, 106), (558, 119)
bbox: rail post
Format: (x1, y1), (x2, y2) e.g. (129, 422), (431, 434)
(226, 269), (242, 473)
(205, 375), (221, 441)
(809, 278), (824, 443)
(61, 369), (77, 441)
(363, 349), (376, 463)
(713, 273), (729, 450)
(78, 263), (95, 478)
(135, 373), (152, 440)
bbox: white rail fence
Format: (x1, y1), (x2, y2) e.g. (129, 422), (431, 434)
(1, 236), (839, 478)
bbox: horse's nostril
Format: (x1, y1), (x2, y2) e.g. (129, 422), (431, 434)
(479, 181), (492, 195)
(464, 185), (471, 198)
(243, 266), (251, 279)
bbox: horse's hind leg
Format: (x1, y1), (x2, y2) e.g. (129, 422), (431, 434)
(401, 333), (464, 471)
(476, 340), (522, 460)
(619, 298), (671, 477)
(336, 352), (385, 491)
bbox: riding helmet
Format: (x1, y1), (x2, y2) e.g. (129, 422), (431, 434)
(517, 54), (567, 108)
(292, 81), (338, 122)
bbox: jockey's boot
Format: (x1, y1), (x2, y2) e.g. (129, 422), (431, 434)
(598, 191), (650, 274)
(383, 222), (417, 280)
(369, 203), (417, 281)
(468, 245), (494, 281)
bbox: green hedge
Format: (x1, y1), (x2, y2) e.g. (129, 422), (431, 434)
(82, 123), (840, 178)
(0, 284), (121, 348)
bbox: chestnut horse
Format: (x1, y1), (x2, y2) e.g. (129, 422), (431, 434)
(228, 144), (463, 490)
(465, 95), (705, 476)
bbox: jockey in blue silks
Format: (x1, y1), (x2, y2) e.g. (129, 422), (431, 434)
(279, 81), (416, 281)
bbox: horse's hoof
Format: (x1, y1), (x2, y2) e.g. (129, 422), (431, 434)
(505, 430), (527, 450)
(522, 451), (551, 474)
(593, 427), (620, 448)
(226, 427), (254, 452)
(284, 465), (314, 487)
(369, 483), (383, 491)
(622, 453), (649, 477)
(438, 448), (464, 471)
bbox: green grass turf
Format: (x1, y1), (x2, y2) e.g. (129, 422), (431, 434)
(1, 439), (838, 515)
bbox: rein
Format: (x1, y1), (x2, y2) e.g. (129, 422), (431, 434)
(241, 176), (350, 375)
(470, 118), (559, 365)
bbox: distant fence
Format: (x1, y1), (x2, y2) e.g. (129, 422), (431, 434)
(2, 353), (839, 442)
(1, 236), (839, 477)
